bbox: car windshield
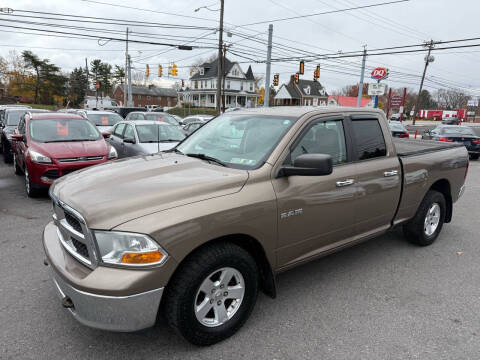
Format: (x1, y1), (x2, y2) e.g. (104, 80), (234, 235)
(389, 123), (406, 131)
(441, 127), (475, 136)
(144, 113), (179, 126)
(176, 114), (297, 169)
(29, 118), (101, 142)
(136, 124), (185, 142)
(87, 113), (123, 126)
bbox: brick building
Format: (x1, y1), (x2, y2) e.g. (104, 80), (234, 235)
(113, 84), (178, 108)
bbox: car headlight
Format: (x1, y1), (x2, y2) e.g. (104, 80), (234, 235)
(94, 231), (168, 266)
(107, 146), (117, 159)
(28, 149), (52, 163)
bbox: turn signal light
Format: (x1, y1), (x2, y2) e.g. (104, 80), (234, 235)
(121, 251), (164, 264)
(439, 137), (453, 142)
(399, 132), (409, 138)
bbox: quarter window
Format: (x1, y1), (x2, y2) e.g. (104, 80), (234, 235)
(351, 119), (387, 160)
(123, 125), (135, 140)
(288, 119), (348, 166)
(113, 123), (126, 138)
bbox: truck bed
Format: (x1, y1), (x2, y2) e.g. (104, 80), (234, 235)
(393, 138), (463, 157)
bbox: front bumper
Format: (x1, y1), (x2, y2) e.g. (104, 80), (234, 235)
(51, 269), (163, 332)
(43, 221), (166, 332)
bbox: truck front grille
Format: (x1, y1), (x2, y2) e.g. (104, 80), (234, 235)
(71, 237), (89, 258)
(64, 212), (83, 235)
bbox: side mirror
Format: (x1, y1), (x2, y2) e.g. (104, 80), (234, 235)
(277, 154), (333, 178)
(11, 134), (25, 142)
(101, 131), (110, 139)
(123, 137), (135, 144)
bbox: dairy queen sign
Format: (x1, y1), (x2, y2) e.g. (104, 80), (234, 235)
(371, 67), (389, 80)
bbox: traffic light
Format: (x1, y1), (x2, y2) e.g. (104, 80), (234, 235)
(315, 64), (320, 78)
(299, 60), (304, 75)
(158, 65), (163, 77)
(273, 74), (279, 86)
(295, 73), (299, 83)
(145, 64), (150, 78)
(313, 72), (318, 82)
(181, 79), (185, 87)
(171, 63), (178, 76)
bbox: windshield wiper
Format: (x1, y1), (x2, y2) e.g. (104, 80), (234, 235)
(186, 153), (226, 167)
(159, 139), (181, 142)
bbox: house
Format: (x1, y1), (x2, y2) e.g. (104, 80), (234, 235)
(274, 75), (328, 106)
(113, 85), (178, 108)
(327, 95), (373, 108)
(180, 57), (260, 108)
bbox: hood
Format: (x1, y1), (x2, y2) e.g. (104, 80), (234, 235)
(139, 142), (179, 154)
(51, 153), (249, 229)
(33, 140), (109, 160)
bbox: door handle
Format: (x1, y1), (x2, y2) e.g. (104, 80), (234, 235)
(384, 170), (399, 177)
(336, 179), (354, 187)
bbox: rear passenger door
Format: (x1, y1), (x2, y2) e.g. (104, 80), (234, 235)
(349, 115), (402, 237)
(122, 124), (136, 158)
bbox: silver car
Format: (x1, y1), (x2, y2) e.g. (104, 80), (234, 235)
(125, 111), (181, 127)
(106, 120), (186, 158)
(76, 110), (124, 133)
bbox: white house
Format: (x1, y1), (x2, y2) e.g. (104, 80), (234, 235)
(180, 57), (260, 108)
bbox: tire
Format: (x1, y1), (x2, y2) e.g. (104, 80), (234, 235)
(403, 190), (446, 246)
(24, 167), (39, 198)
(13, 153), (22, 175)
(3, 143), (12, 163)
(164, 242), (259, 346)
(470, 154), (479, 160)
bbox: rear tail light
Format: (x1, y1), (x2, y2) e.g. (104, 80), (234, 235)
(399, 132), (409, 138)
(472, 140), (480, 144)
(439, 137), (453, 142)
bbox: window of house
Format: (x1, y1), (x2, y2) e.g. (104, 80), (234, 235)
(158, 96), (162, 101)
(195, 81), (198, 89)
(204, 81), (207, 88)
(200, 81), (203, 89)
(304, 86), (311, 95)
(147, 96), (151, 100)
(240, 82), (244, 91)
(199, 67), (204, 75)
(211, 80), (215, 88)
(208, 94), (215, 103)
(227, 81), (231, 89)
(250, 82), (253, 91)
(138, 95), (142, 99)
(351, 118), (387, 160)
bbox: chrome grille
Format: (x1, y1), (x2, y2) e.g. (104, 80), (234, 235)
(52, 199), (97, 268)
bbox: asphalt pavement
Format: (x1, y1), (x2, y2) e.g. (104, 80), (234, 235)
(1, 158), (480, 360)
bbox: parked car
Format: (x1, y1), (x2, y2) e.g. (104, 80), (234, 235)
(389, 113), (405, 121)
(1, 109), (50, 163)
(107, 120), (185, 158)
(43, 107), (468, 345)
(76, 110), (123, 133)
(423, 125), (480, 159)
(107, 107), (147, 119)
(182, 115), (214, 126)
(83, 96), (119, 110)
(442, 117), (461, 125)
(125, 111), (182, 127)
(171, 114), (183, 123)
(57, 109), (81, 114)
(183, 121), (205, 135)
(12, 113), (117, 197)
(388, 121), (409, 138)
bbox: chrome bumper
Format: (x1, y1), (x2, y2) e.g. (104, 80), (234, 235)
(51, 270), (163, 332)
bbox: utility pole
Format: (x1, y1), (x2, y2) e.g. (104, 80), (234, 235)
(413, 40), (435, 125)
(264, 24), (273, 107)
(222, 43), (227, 112)
(357, 46), (367, 107)
(127, 55), (133, 107)
(85, 57), (89, 97)
(215, 0), (225, 114)
(124, 27), (129, 107)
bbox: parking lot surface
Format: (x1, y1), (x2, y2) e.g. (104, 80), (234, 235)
(1, 159), (480, 360)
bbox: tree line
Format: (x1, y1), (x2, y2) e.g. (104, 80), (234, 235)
(0, 50), (125, 107)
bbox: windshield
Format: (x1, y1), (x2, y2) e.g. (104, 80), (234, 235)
(29, 119), (101, 142)
(87, 113), (123, 126)
(176, 114), (297, 169)
(136, 124), (185, 142)
(144, 113), (179, 126)
(441, 127), (475, 136)
(389, 123), (406, 131)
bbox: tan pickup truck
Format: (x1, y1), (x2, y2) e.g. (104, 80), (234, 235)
(43, 107), (468, 345)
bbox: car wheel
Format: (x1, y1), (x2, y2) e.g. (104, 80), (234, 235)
(3, 143), (12, 163)
(403, 190), (446, 246)
(164, 242), (259, 346)
(470, 154), (479, 160)
(13, 153), (22, 175)
(24, 167), (39, 197)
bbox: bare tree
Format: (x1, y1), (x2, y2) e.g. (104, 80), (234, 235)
(189, 53), (217, 77)
(435, 89), (470, 109)
(131, 69), (145, 85)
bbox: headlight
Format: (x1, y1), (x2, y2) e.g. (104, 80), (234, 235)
(107, 146), (117, 159)
(94, 231), (168, 266)
(28, 149), (52, 163)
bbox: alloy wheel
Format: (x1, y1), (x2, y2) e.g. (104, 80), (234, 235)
(424, 203), (440, 236)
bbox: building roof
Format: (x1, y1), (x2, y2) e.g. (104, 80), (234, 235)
(328, 95), (371, 107)
(116, 84), (177, 97)
(295, 79), (328, 97)
(245, 65), (255, 81)
(190, 57), (234, 80)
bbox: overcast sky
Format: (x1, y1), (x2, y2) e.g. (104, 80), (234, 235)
(0, 0), (479, 96)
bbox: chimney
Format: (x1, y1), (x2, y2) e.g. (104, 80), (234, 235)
(290, 75), (295, 85)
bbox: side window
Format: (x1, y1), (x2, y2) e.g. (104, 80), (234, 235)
(288, 119), (348, 166)
(114, 123), (126, 138)
(351, 119), (387, 160)
(123, 125), (135, 140)
(18, 118), (25, 134)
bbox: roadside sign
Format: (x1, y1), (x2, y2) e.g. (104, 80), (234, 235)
(391, 95), (402, 107)
(368, 82), (386, 96)
(371, 67), (389, 80)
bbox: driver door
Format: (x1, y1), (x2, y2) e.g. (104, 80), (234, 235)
(271, 116), (358, 269)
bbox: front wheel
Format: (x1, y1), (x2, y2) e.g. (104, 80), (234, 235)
(13, 153), (22, 175)
(164, 242), (259, 346)
(403, 190), (446, 246)
(25, 167), (39, 197)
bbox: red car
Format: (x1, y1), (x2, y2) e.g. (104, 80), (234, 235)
(12, 112), (118, 197)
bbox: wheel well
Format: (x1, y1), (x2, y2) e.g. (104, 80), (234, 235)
(170, 235), (277, 299)
(430, 179), (452, 223)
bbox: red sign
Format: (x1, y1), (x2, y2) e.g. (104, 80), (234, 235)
(371, 67), (389, 80)
(390, 95), (402, 107)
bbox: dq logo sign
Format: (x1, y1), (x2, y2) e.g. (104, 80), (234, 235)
(371, 67), (389, 80)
